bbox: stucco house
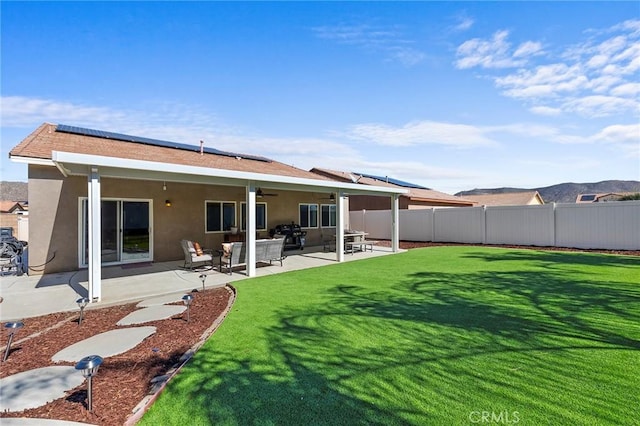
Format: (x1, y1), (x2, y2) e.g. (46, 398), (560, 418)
(9, 123), (405, 301)
(462, 191), (544, 206)
(310, 168), (474, 210)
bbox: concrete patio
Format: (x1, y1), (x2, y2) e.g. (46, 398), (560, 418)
(0, 245), (399, 321)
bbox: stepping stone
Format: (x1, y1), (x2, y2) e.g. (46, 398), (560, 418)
(117, 305), (186, 326)
(52, 326), (156, 363)
(0, 366), (85, 412)
(137, 293), (186, 307)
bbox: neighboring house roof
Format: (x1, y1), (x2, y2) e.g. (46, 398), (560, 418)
(576, 192), (636, 203)
(0, 201), (26, 213)
(310, 168), (474, 206)
(463, 191), (544, 206)
(10, 123), (332, 181)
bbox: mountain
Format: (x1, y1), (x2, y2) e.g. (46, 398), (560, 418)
(456, 180), (640, 203)
(0, 181), (28, 201)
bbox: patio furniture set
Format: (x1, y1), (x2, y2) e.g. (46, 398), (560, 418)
(182, 228), (374, 275)
(181, 238), (287, 275)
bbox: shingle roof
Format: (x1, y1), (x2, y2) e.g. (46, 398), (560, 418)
(310, 168), (474, 205)
(0, 201), (26, 213)
(462, 191), (544, 206)
(10, 123), (332, 181)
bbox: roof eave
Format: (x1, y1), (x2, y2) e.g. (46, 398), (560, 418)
(52, 151), (408, 196)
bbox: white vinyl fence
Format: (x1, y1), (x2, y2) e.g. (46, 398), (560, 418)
(350, 201), (640, 251)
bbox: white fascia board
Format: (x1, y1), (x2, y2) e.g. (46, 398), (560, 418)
(9, 155), (56, 167)
(52, 151), (407, 196)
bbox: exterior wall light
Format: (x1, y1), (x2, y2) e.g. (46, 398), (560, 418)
(165, 200), (172, 207)
(182, 294), (194, 322)
(75, 354), (103, 412)
(77, 297), (89, 326)
(3, 321), (24, 362)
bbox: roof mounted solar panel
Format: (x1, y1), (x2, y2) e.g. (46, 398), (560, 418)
(55, 124), (271, 163)
(355, 172), (430, 190)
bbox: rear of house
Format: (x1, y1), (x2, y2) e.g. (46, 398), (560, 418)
(10, 124), (404, 277)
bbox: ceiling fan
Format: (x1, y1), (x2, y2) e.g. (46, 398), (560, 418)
(317, 193), (336, 202)
(256, 188), (278, 197)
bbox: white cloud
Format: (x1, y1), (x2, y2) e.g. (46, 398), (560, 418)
(590, 123), (640, 157)
(1, 96), (125, 127)
(343, 120), (499, 148)
(311, 23), (425, 66)
(455, 30), (538, 69)
(530, 106), (561, 116)
(458, 19), (640, 119)
(513, 41), (544, 58)
(563, 95), (639, 117)
(611, 82), (640, 97)
(453, 16), (474, 32)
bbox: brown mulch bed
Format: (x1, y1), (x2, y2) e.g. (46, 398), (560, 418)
(375, 240), (640, 257)
(0, 286), (233, 425)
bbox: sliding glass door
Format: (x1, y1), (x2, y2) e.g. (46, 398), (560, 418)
(121, 201), (150, 261)
(81, 199), (152, 266)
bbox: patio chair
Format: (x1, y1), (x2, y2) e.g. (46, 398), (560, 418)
(321, 232), (336, 252)
(180, 239), (214, 271)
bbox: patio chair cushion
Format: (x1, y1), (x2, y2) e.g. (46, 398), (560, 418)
(186, 240), (196, 253)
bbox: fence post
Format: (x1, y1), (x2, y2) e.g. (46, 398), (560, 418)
(482, 205), (487, 245)
(552, 203), (557, 247)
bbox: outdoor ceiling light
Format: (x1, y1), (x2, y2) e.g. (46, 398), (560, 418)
(199, 273), (206, 292)
(163, 181), (167, 191)
(75, 355), (103, 413)
(182, 294), (194, 323)
(76, 297), (89, 326)
(3, 321), (24, 362)
(165, 200), (172, 207)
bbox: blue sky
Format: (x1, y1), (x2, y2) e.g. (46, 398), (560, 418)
(2, 1), (639, 194)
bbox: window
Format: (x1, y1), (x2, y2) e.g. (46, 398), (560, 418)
(241, 202), (267, 231)
(299, 203), (318, 228)
(321, 204), (337, 227)
(205, 201), (236, 232)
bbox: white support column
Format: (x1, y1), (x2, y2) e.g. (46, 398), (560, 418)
(336, 191), (345, 262)
(391, 194), (400, 252)
(87, 167), (102, 302)
(246, 182), (257, 277)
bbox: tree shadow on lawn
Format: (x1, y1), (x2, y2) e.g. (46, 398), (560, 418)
(460, 248), (640, 269)
(156, 260), (639, 425)
(171, 355), (404, 425)
(257, 266), (639, 424)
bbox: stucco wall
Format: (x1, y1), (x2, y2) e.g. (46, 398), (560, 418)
(27, 165), (344, 274)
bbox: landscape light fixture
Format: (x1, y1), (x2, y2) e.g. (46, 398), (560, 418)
(182, 294), (194, 323)
(76, 297), (89, 326)
(75, 355), (103, 413)
(3, 321), (24, 362)
(199, 273), (207, 292)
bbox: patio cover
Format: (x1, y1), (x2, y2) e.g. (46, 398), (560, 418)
(17, 150), (406, 302)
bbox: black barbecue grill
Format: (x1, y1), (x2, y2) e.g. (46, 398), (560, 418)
(270, 223), (306, 250)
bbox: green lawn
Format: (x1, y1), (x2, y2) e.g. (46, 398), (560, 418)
(140, 247), (640, 425)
